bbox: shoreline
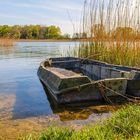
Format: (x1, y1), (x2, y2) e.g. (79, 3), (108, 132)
(14, 39), (140, 42)
(15, 39), (88, 42)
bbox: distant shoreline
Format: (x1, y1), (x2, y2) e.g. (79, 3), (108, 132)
(15, 39), (88, 42)
(15, 39), (140, 42)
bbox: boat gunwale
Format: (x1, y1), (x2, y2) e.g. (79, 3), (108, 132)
(41, 57), (140, 72)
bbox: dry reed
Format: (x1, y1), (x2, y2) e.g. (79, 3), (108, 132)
(78, 0), (140, 67)
(0, 38), (15, 47)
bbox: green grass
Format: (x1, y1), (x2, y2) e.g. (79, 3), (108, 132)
(20, 104), (140, 140)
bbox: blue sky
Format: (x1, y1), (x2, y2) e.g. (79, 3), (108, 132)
(0, 0), (84, 35)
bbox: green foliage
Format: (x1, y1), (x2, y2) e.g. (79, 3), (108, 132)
(45, 26), (61, 39)
(20, 104), (140, 140)
(0, 25), (69, 40)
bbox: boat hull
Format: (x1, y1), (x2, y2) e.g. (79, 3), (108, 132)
(38, 57), (140, 104)
(38, 66), (127, 104)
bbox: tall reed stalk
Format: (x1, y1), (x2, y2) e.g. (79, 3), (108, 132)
(78, 0), (140, 67)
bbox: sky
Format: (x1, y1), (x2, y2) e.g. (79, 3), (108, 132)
(0, 0), (84, 35)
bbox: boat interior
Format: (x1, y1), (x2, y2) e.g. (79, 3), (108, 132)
(44, 57), (140, 81)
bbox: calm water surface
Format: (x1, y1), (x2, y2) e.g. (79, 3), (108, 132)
(0, 42), (79, 119)
(0, 42), (113, 122)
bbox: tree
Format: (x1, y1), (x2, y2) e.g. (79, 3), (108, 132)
(45, 26), (61, 39)
(31, 25), (40, 39)
(0, 25), (12, 38)
(9, 25), (21, 39)
(39, 26), (46, 39)
(0, 25), (62, 39)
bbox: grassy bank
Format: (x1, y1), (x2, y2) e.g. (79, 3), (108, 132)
(20, 104), (140, 140)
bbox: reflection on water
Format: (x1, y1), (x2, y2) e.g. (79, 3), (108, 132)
(0, 42), (78, 59)
(0, 41), (124, 123)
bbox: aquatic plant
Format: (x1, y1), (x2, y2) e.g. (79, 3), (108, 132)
(77, 0), (140, 67)
(78, 42), (140, 67)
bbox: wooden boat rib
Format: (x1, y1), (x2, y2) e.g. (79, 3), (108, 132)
(38, 57), (140, 104)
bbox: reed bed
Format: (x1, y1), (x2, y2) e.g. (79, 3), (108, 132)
(0, 38), (15, 47)
(78, 41), (140, 67)
(78, 0), (140, 67)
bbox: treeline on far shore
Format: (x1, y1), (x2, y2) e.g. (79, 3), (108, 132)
(1, 24), (140, 41)
(0, 25), (71, 40)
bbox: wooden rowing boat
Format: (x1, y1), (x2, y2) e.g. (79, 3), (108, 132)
(38, 57), (140, 104)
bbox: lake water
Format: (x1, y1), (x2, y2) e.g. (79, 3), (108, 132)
(0, 42), (114, 124)
(0, 42), (79, 119)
